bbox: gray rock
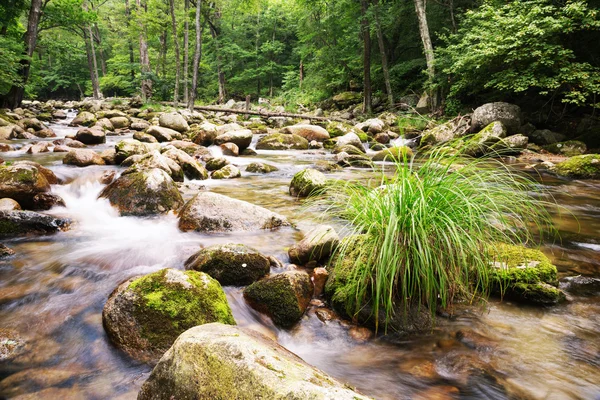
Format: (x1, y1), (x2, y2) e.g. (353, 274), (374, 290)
(147, 126), (183, 142)
(214, 129), (253, 151)
(335, 132), (365, 153)
(162, 147), (208, 180)
(0, 210), (70, 239)
(159, 112), (189, 133)
(471, 102), (522, 134)
(75, 127), (106, 145)
(529, 129), (567, 145)
(288, 225), (339, 265)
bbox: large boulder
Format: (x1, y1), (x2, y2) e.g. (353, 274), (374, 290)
(543, 140), (587, 157)
(214, 129), (253, 151)
(99, 168), (183, 216)
(102, 268), (234, 364)
(282, 124), (330, 142)
(335, 132), (365, 153)
(158, 112), (189, 133)
(289, 169), (326, 197)
(147, 126), (182, 142)
(185, 243), (270, 286)
(0, 163), (50, 208)
(471, 102), (522, 134)
(109, 116), (130, 129)
(244, 271), (313, 328)
(288, 225), (339, 265)
(12, 161), (59, 184)
(137, 323), (369, 400)
(162, 147), (208, 180)
(178, 192), (290, 233)
(355, 118), (385, 135)
(190, 121), (218, 146)
(62, 149), (106, 167)
(463, 121), (507, 157)
(0, 210), (70, 239)
(123, 151), (184, 182)
(552, 154), (600, 179)
(528, 129), (566, 146)
(69, 111), (97, 127)
(256, 133), (309, 150)
(114, 139), (161, 164)
(419, 119), (469, 147)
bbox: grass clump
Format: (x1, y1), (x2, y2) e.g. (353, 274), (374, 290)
(313, 148), (552, 330)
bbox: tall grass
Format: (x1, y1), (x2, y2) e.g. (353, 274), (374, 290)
(314, 148), (553, 330)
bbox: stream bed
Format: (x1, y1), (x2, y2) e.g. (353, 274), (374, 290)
(0, 113), (599, 399)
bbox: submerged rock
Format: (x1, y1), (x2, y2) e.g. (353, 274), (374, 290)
(178, 192), (290, 233)
(244, 270), (313, 327)
(137, 323), (369, 400)
(99, 168), (183, 216)
(288, 225), (339, 265)
(256, 133), (309, 150)
(185, 243), (270, 286)
(102, 268), (235, 364)
(552, 154), (600, 179)
(0, 210), (70, 239)
(289, 168), (326, 198)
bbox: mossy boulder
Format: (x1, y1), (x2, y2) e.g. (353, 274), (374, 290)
(543, 141), (587, 157)
(244, 271), (313, 328)
(0, 210), (70, 239)
(63, 149), (106, 167)
(331, 91), (362, 109)
(282, 124), (330, 142)
(552, 154), (600, 179)
(178, 192), (290, 233)
(102, 268), (235, 364)
(205, 157), (230, 171)
(489, 243), (565, 305)
(74, 127), (106, 145)
(122, 151), (184, 182)
(137, 323), (370, 400)
(114, 139), (161, 164)
(0, 164), (50, 208)
(462, 121), (507, 157)
(185, 243), (270, 286)
(99, 168), (183, 216)
(162, 147), (208, 180)
(211, 165), (241, 179)
(325, 121), (363, 139)
(245, 162), (279, 173)
(256, 133), (309, 150)
(69, 111), (96, 127)
(371, 146), (413, 162)
(419, 119), (469, 147)
(288, 225), (339, 265)
(289, 169), (326, 198)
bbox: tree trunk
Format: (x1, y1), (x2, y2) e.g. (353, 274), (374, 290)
(93, 25), (107, 76)
(183, 0), (190, 104)
(0, 0), (42, 109)
(169, 0), (181, 105)
(188, 0), (202, 110)
(414, 0), (437, 107)
(124, 0), (136, 82)
(84, 27), (102, 99)
(360, 0), (372, 114)
(136, 0), (152, 101)
(208, 18), (226, 103)
(255, 12), (261, 98)
(373, 0), (393, 106)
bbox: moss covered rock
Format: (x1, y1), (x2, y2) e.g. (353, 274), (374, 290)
(553, 154), (600, 179)
(99, 168), (183, 216)
(371, 146), (413, 162)
(69, 111), (96, 127)
(289, 169), (326, 198)
(122, 151), (184, 182)
(102, 268), (235, 364)
(489, 243), (565, 305)
(256, 133), (309, 150)
(211, 165), (241, 179)
(185, 243), (270, 286)
(205, 157), (230, 171)
(288, 225), (339, 265)
(331, 91), (362, 109)
(325, 121), (363, 139)
(543, 140), (587, 157)
(244, 271), (313, 328)
(114, 139), (161, 164)
(147, 126), (182, 142)
(137, 323), (370, 400)
(462, 121), (507, 157)
(0, 164), (50, 208)
(161, 147), (208, 180)
(245, 162), (279, 174)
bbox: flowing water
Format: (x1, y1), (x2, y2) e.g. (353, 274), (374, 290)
(0, 114), (599, 399)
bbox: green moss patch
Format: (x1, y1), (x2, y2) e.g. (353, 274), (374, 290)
(553, 154), (600, 179)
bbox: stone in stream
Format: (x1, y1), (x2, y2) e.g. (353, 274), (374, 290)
(282, 124), (330, 142)
(74, 127), (106, 145)
(289, 168), (326, 198)
(355, 118), (385, 135)
(244, 270), (313, 328)
(288, 225), (339, 265)
(69, 111), (96, 127)
(34, 128), (56, 138)
(371, 146), (414, 162)
(255, 133), (309, 150)
(333, 132), (365, 154)
(205, 157), (230, 171)
(158, 112), (189, 133)
(190, 121), (218, 146)
(54, 138), (87, 148)
(0, 210), (70, 239)
(462, 121), (507, 157)
(245, 162), (279, 174)
(161, 147), (209, 180)
(552, 154), (600, 179)
(560, 275), (600, 297)
(471, 102), (522, 134)
(25, 141), (51, 154)
(184, 243), (270, 286)
(133, 131), (158, 143)
(146, 126), (182, 142)
(109, 116), (130, 129)
(326, 121), (363, 139)
(211, 164), (241, 179)
(62, 149), (106, 167)
(137, 323), (370, 400)
(0, 244), (15, 258)
(0, 198), (21, 211)
(0, 163), (51, 208)
(31, 193), (65, 210)
(168, 140), (201, 156)
(114, 139), (161, 164)
(220, 142), (239, 156)
(93, 118), (114, 131)
(99, 168), (183, 216)
(102, 268), (235, 364)
(178, 192), (290, 233)
(214, 128), (253, 151)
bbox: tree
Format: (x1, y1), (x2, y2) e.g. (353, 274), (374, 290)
(360, 0), (372, 113)
(373, 0), (393, 106)
(136, 0), (152, 100)
(189, 0), (202, 110)
(169, 0), (181, 105)
(414, 0), (437, 108)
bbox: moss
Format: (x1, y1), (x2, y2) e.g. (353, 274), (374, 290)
(247, 122), (268, 132)
(371, 146), (414, 162)
(246, 162), (279, 173)
(128, 269), (235, 350)
(289, 169), (326, 197)
(543, 140), (587, 157)
(553, 154), (600, 179)
(255, 133), (309, 150)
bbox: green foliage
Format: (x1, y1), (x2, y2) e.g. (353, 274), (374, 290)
(312, 148), (552, 329)
(0, 36), (24, 95)
(437, 0), (600, 106)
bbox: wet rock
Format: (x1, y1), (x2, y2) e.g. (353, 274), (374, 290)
(0, 143), (13, 152)
(100, 148), (116, 165)
(256, 133), (309, 150)
(528, 129), (566, 146)
(137, 323), (369, 400)
(244, 270), (313, 327)
(205, 157), (229, 171)
(147, 125), (182, 142)
(289, 168), (326, 197)
(52, 110), (67, 119)
(114, 139), (161, 164)
(102, 268), (235, 364)
(246, 162), (279, 173)
(130, 120), (150, 131)
(282, 124), (330, 142)
(490, 243), (565, 305)
(0, 210), (70, 238)
(560, 275), (600, 296)
(168, 140), (200, 155)
(74, 127), (106, 145)
(552, 154), (600, 179)
(190, 121), (218, 146)
(356, 118), (385, 135)
(289, 225), (339, 265)
(0, 163), (50, 208)
(54, 138), (86, 148)
(178, 192), (290, 233)
(0, 243), (15, 258)
(312, 267), (329, 297)
(214, 128), (253, 151)
(25, 141), (51, 154)
(63, 149), (106, 167)
(99, 168), (183, 216)
(69, 111), (96, 127)
(34, 128), (56, 138)
(185, 243), (270, 286)
(15, 161), (59, 184)
(544, 140), (587, 157)
(335, 132), (365, 153)
(109, 116), (130, 129)
(161, 147), (208, 180)
(348, 326), (374, 342)
(32, 193), (65, 210)
(100, 170), (116, 185)
(93, 117), (114, 131)
(371, 146), (413, 162)
(211, 164), (241, 179)
(0, 328), (25, 361)
(0, 368), (82, 398)
(133, 131), (158, 143)
(159, 112), (189, 133)
(220, 142), (239, 156)
(471, 102), (522, 134)
(463, 121), (507, 157)
(374, 132), (390, 144)
(0, 198), (21, 211)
